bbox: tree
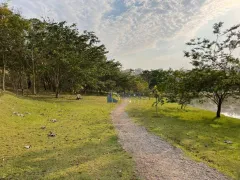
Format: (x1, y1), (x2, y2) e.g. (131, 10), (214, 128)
(184, 22), (240, 117)
(132, 77), (148, 95)
(25, 18), (46, 95)
(0, 3), (11, 91)
(42, 21), (79, 98)
(152, 85), (164, 115)
(141, 70), (152, 88)
(0, 3), (28, 93)
(163, 69), (199, 109)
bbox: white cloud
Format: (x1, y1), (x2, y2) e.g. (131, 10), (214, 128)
(8, 0), (113, 31)
(99, 0), (240, 57)
(177, 0), (240, 38)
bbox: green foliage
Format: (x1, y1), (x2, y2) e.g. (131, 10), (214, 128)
(160, 69), (199, 109)
(0, 3), (29, 92)
(139, 22), (240, 118)
(0, 4), (135, 97)
(131, 76), (149, 94)
(184, 22), (240, 117)
(137, 22), (240, 118)
(151, 86), (164, 115)
(0, 93), (136, 179)
(139, 69), (198, 109)
(141, 69), (169, 90)
(127, 99), (240, 179)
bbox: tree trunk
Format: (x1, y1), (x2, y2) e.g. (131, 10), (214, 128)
(43, 81), (47, 91)
(84, 86), (87, 95)
(216, 100), (222, 118)
(2, 63), (6, 92)
(55, 79), (59, 98)
(156, 97), (158, 115)
(2, 54), (6, 92)
(32, 49), (36, 95)
(55, 79), (60, 98)
(54, 65), (60, 98)
(55, 86), (59, 98)
(20, 71), (24, 96)
(181, 104), (184, 109)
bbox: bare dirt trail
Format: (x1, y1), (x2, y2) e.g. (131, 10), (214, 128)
(112, 99), (229, 180)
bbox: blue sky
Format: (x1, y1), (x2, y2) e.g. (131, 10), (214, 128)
(3, 0), (240, 70)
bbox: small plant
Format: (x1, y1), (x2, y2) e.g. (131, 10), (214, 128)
(152, 86), (164, 115)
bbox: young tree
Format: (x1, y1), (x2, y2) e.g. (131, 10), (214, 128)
(152, 85), (164, 115)
(184, 22), (240, 117)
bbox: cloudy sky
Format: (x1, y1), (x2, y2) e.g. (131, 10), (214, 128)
(4, 0), (240, 70)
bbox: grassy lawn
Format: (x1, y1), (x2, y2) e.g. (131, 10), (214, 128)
(126, 98), (240, 179)
(0, 93), (136, 180)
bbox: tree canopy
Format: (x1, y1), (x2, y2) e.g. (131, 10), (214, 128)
(184, 22), (240, 117)
(0, 4), (138, 97)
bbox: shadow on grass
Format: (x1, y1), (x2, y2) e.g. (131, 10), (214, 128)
(21, 95), (107, 104)
(1, 137), (134, 180)
(24, 95), (77, 102)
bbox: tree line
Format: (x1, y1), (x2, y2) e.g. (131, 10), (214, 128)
(0, 3), (144, 97)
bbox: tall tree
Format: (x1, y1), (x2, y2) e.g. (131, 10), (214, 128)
(25, 18), (46, 95)
(42, 21), (78, 98)
(0, 4), (28, 92)
(0, 3), (13, 91)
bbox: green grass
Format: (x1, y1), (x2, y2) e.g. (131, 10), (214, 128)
(0, 93), (136, 180)
(126, 98), (240, 179)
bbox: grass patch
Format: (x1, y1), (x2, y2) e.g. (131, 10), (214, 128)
(0, 93), (136, 179)
(126, 98), (240, 179)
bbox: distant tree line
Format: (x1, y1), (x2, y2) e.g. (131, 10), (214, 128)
(0, 3), (143, 97)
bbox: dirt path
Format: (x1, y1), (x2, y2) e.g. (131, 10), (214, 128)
(112, 100), (229, 180)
